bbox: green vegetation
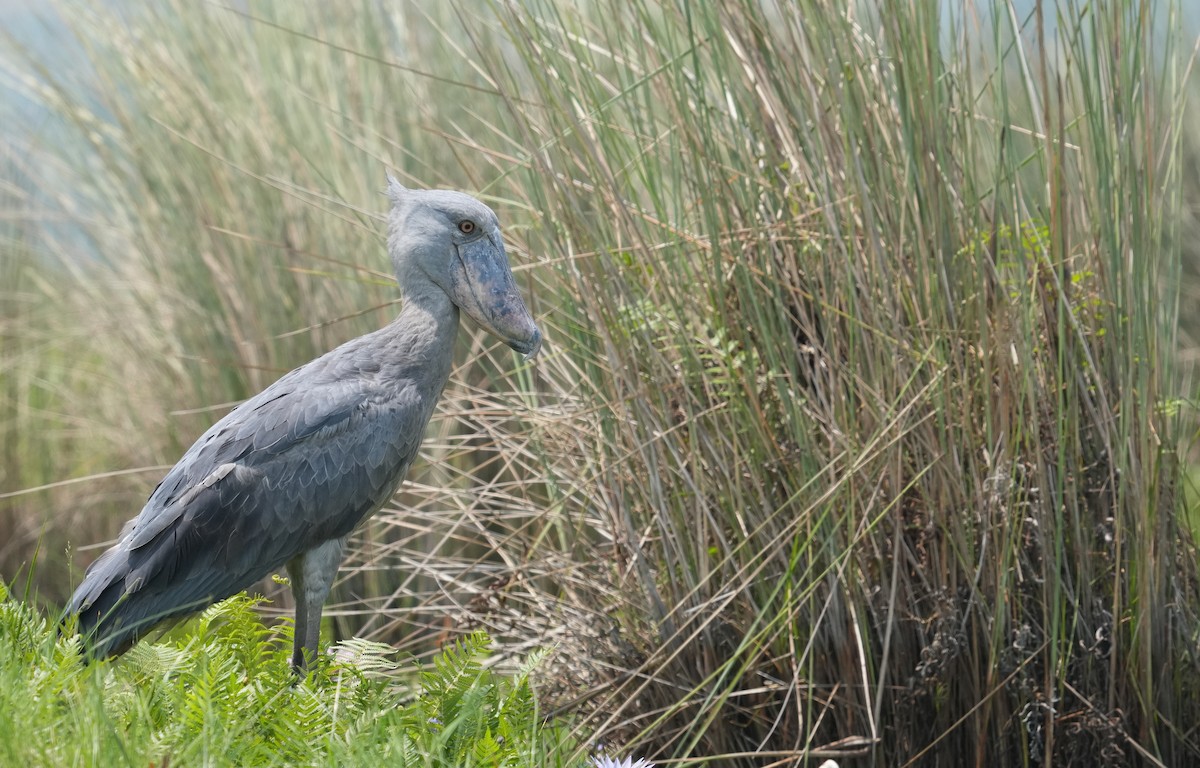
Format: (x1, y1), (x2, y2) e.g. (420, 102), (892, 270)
(0, 584), (585, 767)
(2, 0), (1198, 764)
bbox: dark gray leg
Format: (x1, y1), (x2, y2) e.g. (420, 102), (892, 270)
(286, 537), (347, 671)
(285, 558), (309, 670)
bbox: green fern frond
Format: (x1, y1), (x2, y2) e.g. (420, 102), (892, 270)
(0, 585), (582, 766)
(424, 632), (489, 698)
(330, 637), (400, 678)
(0, 585), (47, 661)
(470, 729), (504, 765)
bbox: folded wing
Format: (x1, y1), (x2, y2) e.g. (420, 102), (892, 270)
(67, 355), (426, 657)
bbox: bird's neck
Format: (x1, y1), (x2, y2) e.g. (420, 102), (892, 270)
(379, 285), (460, 382)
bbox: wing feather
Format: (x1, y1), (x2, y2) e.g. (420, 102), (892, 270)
(66, 343), (433, 656)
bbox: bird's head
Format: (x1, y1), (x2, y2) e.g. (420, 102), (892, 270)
(385, 176), (542, 359)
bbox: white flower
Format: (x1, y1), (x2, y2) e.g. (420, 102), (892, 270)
(589, 757), (655, 768)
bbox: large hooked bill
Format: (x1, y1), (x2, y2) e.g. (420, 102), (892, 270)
(452, 233), (543, 361)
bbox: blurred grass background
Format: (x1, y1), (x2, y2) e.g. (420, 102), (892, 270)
(2, 0), (1199, 765)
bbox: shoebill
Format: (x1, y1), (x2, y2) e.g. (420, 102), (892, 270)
(65, 177), (542, 669)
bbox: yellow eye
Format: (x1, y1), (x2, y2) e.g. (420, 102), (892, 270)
(458, 220), (476, 234)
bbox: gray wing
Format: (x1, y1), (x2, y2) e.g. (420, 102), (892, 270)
(67, 351), (428, 655)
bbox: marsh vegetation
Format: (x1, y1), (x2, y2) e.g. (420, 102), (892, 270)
(2, 1), (1198, 765)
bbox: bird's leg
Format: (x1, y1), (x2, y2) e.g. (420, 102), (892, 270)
(285, 558), (309, 671)
(286, 537), (347, 672)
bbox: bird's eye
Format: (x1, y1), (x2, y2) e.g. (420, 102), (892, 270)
(458, 220), (476, 234)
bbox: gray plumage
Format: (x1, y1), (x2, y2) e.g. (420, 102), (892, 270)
(65, 178), (542, 668)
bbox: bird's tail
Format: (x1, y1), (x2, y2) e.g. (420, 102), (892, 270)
(64, 545), (151, 659)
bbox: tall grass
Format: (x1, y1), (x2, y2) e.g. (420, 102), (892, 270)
(1, 0), (1197, 764)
